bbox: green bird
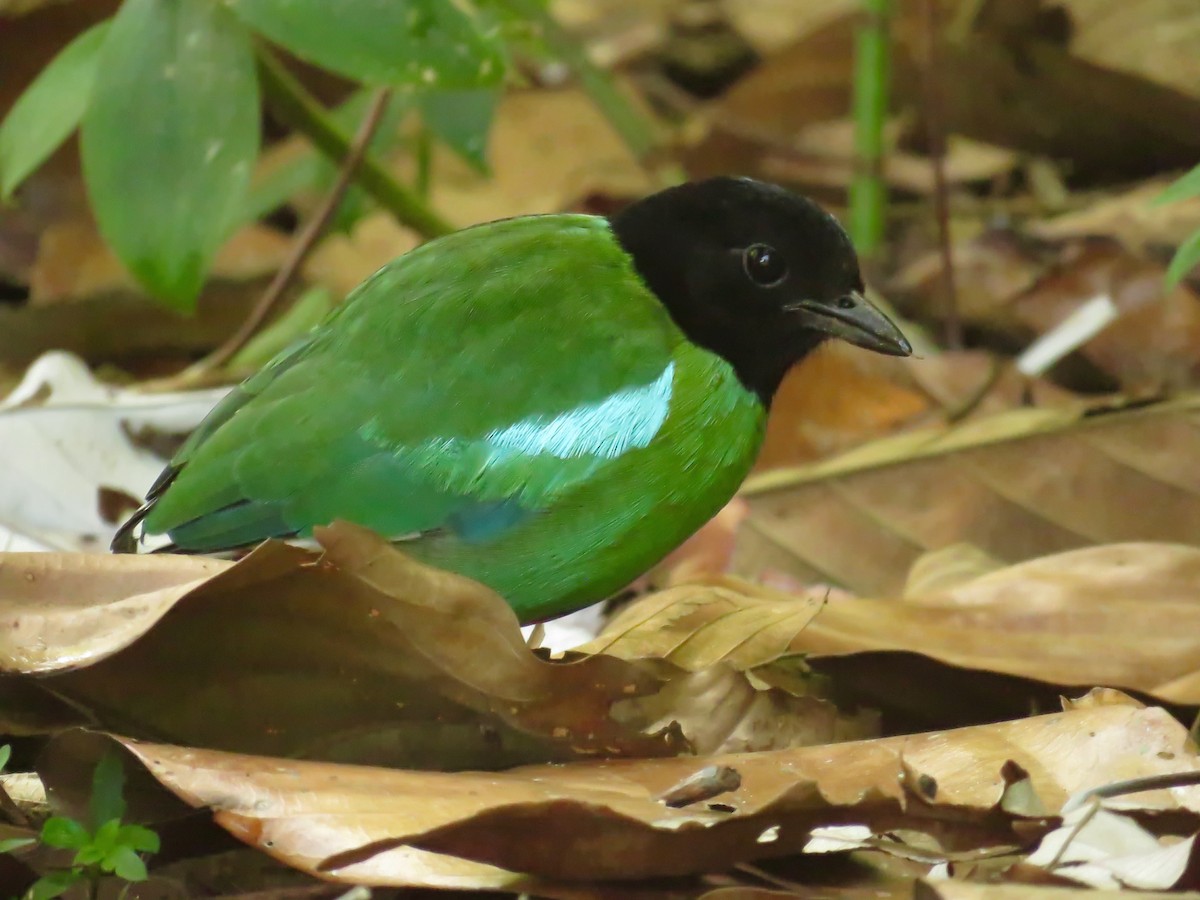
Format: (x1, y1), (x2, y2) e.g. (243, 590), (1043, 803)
(113, 177), (910, 622)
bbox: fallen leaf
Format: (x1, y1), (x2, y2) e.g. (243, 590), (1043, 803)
(1028, 177), (1200, 255)
(757, 342), (930, 470)
(1026, 805), (1199, 890)
(1011, 239), (1200, 391)
(1, 522), (694, 766)
(1062, 0), (1200, 100)
(28, 219), (290, 303)
(795, 543), (1200, 704)
(737, 394), (1200, 597)
(579, 578), (826, 673)
(0, 352), (228, 551)
(77, 696), (1200, 887)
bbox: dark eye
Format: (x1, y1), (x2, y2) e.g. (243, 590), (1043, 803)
(742, 244), (787, 287)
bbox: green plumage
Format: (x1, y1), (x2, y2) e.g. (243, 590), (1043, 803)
(141, 215), (764, 621)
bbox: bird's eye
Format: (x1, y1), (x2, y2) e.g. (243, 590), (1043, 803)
(742, 244), (787, 287)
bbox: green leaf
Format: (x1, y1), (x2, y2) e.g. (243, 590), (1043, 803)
(229, 0), (507, 89)
(116, 824), (160, 855)
(28, 869), (84, 900)
(1166, 228), (1200, 287)
(89, 752), (126, 830)
(105, 845), (149, 882)
(73, 843), (106, 866)
(88, 818), (121, 857)
(1155, 161), (1200, 207)
(81, 0), (260, 309)
(0, 743), (10, 772)
(39, 816), (89, 851)
(0, 22), (109, 200)
(420, 89), (499, 173)
(0, 836), (35, 853)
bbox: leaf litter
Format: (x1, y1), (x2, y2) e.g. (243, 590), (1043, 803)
(7, 2), (1200, 897)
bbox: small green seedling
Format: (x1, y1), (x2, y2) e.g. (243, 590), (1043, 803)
(1157, 161), (1200, 287)
(0, 748), (160, 900)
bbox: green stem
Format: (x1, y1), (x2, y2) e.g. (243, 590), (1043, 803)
(504, 0), (657, 162)
(849, 0), (892, 255)
(254, 47), (453, 238)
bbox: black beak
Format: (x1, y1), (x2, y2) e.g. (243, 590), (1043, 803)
(787, 291), (912, 357)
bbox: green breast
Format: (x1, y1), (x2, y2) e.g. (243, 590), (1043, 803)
(409, 341), (765, 620)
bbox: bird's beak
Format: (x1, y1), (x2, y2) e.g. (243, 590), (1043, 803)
(787, 291), (912, 357)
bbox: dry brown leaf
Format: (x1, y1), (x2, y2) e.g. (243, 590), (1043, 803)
(800, 543), (1200, 703)
(587, 542), (1200, 708)
(0, 551), (228, 671)
(420, 86), (656, 228)
(579, 579), (826, 672)
(1011, 239), (1200, 390)
(923, 882), (1200, 899)
(1025, 804), (1200, 890)
(84, 697), (1200, 887)
(0, 522), (692, 766)
(737, 394), (1200, 597)
(1029, 177), (1200, 254)
(28, 220), (291, 303)
(757, 342), (931, 470)
(1062, 0), (1200, 100)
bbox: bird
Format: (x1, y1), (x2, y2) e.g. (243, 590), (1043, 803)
(113, 177), (911, 622)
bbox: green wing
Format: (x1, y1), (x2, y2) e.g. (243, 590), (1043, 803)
(138, 215), (682, 551)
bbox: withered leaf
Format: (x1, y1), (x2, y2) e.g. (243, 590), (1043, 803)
(84, 695), (1200, 888)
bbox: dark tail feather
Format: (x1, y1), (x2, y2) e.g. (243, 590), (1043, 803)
(111, 501), (152, 553)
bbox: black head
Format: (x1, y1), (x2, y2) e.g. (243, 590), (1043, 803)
(610, 177), (911, 403)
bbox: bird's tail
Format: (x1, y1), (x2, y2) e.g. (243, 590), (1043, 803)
(110, 502), (152, 553)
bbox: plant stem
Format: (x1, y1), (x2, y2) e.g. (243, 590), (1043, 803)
(202, 88), (394, 373)
(255, 47), (453, 239)
(850, 0), (892, 256)
(504, 0), (658, 162)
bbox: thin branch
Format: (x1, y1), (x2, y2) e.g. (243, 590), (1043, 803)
(504, 0), (658, 162)
(255, 46), (454, 239)
(201, 88), (394, 372)
(920, 0), (961, 348)
(1062, 770), (1200, 815)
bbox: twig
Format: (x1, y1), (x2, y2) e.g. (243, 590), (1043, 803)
(503, 0), (658, 163)
(920, 0), (961, 348)
(849, 0), (892, 256)
(201, 88), (393, 372)
(255, 46), (453, 239)
(1044, 798), (1100, 871)
(1061, 770), (1200, 815)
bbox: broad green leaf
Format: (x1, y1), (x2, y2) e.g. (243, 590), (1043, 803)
(228, 0), (507, 89)
(1166, 228), (1200, 287)
(420, 89), (498, 173)
(0, 836), (35, 853)
(117, 824), (160, 854)
(472, 0), (555, 63)
(105, 845), (149, 882)
(73, 843), (107, 866)
(88, 818), (122, 856)
(0, 743), (9, 771)
(0, 22), (108, 200)
(1155, 161), (1200, 207)
(89, 753), (125, 831)
(28, 869), (84, 900)
(81, 0), (260, 309)
(39, 816), (89, 850)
